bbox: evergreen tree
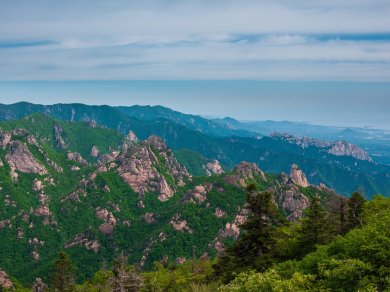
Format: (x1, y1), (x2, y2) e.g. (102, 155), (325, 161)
(297, 196), (331, 256)
(49, 251), (76, 292)
(348, 192), (366, 229)
(214, 185), (286, 282)
(109, 253), (143, 292)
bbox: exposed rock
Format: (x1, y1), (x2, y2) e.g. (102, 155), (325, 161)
(159, 232), (167, 241)
(329, 140), (373, 162)
(215, 208), (226, 218)
(176, 257), (186, 264)
(184, 184), (212, 205)
(90, 146), (99, 157)
(123, 130), (139, 150)
(170, 214), (192, 233)
(96, 208), (117, 225)
(67, 152), (88, 165)
(137, 201), (145, 208)
(54, 123), (67, 150)
(225, 162), (266, 187)
(99, 223), (114, 235)
(272, 132), (373, 162)
(6, 141), (47, 178)
(289, 164), (310, 187)
(219, 214), (248, 239)
(143, 213), (156, 224)
(32, 250), (40, 261)
(27, 135), (39, 146)
(71, 166), (80, 171)
(123, 220), (131, 227)
(34, 206), (51, 217)
(204, 160), (224, 176)
(0, 159), (3, 167)
(0, 130), (11, 149)
(274, 185), (309, 221)
(65, 232), (100, 252)
(209, 238), (224, 253)
(0, 219), (11, 229)
(0, 270), (14, 290)
(157, 178), (173, 202)
(32, 179), (44, 192)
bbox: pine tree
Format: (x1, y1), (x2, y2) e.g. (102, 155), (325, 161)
(298, 196), (331, 256)
(214, 185), (286, 282)
(109, 253), (143, 292)
(348, 192), (366, 229)
(49, 251), (76, 292)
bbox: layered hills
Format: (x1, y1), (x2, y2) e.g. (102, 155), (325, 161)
(0, 114), (344, 285)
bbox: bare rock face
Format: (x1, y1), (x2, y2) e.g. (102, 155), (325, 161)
(32, 278), (48, 292)
(27, 135), (39, 146)
(123, 130), (139, 150)
(184, 184), (212, 205)
(289, 164), (310, 187)
(215, 207), (226, 217)
(67, 152), (88, 165)
(274, 185), (309, 221)
(90, 146), (100, 157)
(204, 160), (224, 176)
(65, 232), (100, 252)
(0, 270), (14, 290)
(54, 123), (67, 150)
(32, 179), (44, 192)
(328, 140), (373, 162)
(225, 162), (266, 187)
(219, 214), (248, 239)
(0, 158), (3, 167)
(176, 257), (186, 264)
(143, 213), (156, 224)
(6, 141), (47, 178)
(170, 214), (192, 233)
(0, 130), (11, 149)
(117, 136), (189, 202)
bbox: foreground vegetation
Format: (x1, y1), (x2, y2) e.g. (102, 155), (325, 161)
(5, 192), (389, 291)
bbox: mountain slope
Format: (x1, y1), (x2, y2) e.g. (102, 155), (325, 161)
(0, 114), (342, 286)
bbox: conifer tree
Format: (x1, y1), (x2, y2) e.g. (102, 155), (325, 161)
(348, 192), (366, 229)
(214, 185), (286, 282)
(49, 251), (76, 292)
(298, 195), (330, 256)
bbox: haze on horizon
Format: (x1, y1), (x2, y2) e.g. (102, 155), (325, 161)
(0, 1), (389, 129)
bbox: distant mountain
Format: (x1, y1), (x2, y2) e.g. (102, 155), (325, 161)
(116, 105), (256, 137)
(0, 102), (389, 197)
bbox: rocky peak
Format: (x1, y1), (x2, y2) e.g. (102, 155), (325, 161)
(289, 164), (310, 187)
(329, 140), (373, 162)
(0, 130), (11, 149)
(6, 140), (47, 179)
(225, 161), (266, 187)
(204, 160), (224, 176)
(54, 123), (67, 150)
(90, 146), (100, 157)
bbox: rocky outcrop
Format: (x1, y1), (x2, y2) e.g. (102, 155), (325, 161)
(54, 123), (67, 150)
(272, 132), (373, 162)
(96, 207), (117, 235)
(170, 214), (192, 233)
(117, 136), (189, 202)
(65, 232), (100, 252)
(328, 140), (373, 162)
(225, 162), (266, 187)
(143, 213), (156, 224)
(32, 278), (48, 292)
(0, 270), (14, 290)
(204, 160), (224, 176)
(90, 146), (100, 158)
(67, 152), (88, 165)
(219, 213), (248, 239)
(184, 184), (212, 205)
(289, 164), (310, 187)
(215, 207), (226, 217)
(123, 130), (139, 150)
(6, 141), (47, 180)
(0, 130), (11, 149)
(274, 185), (309, 221)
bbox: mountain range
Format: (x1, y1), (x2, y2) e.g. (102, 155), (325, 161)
(0, 113), (345, 285)
(0, 102), (389, 197)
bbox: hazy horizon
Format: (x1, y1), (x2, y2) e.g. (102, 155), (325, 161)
(1, 80), (389, 130)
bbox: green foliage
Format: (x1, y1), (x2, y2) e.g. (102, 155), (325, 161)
(214, 188), (287, 282)
(348, 192), (366, 229)
(49, 251), (76, 292)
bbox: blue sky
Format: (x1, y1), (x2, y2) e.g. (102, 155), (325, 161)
(0, 1), (389, 128)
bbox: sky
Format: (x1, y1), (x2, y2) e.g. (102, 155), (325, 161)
(0, 1), (389, 129)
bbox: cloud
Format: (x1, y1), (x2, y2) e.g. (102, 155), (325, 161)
(0, 0), (390, 80)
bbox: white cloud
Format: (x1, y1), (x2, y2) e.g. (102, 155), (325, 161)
(0, 0), (389, 80)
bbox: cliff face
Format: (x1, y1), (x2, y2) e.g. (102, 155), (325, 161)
(289, 164), (310, 187)
(272, 132), (373, 162)
(225, 162), (266, 187)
